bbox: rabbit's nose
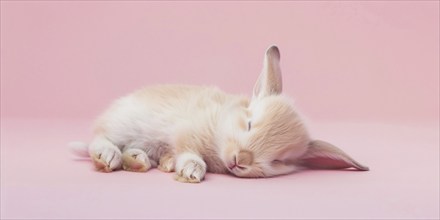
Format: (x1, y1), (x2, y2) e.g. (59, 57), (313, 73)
(228, 155), (238, 170)
(228, 159), (245, 170)
(237, 150), (253, 166)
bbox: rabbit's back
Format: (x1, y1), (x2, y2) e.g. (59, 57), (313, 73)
(134, 85), (233, 111)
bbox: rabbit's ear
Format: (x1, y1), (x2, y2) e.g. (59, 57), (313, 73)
(298, 140), (369, 171)
(253, 45), (282, 100)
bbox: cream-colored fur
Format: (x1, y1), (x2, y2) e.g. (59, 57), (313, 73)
(70, 45), (369, 183)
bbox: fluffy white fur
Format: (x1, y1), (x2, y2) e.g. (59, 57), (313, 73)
(70, 45), (369, 183)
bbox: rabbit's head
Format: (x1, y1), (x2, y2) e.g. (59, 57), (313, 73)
(218, 46), (369, 178)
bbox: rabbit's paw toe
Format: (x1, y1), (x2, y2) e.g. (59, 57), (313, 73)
(174, 153), (206, 183)
(122, 149), (152, 172)
(158, 156), (175, 173)
(91, 147), (122, 172)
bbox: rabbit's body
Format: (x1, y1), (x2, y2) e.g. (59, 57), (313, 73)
(93, 85), (246, 174)
(71, 46), (369, 183)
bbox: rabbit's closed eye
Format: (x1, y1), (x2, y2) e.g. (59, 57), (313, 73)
(272, 160), (283, 164)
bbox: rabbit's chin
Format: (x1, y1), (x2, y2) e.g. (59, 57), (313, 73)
(227, 165), (266, 178)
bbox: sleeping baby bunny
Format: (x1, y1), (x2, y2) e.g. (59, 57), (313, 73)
(70, 45), (369, 183)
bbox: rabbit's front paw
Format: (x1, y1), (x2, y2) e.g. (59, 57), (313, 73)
(122, 148), (152, 172)
(174, 153), (206, 183)
(91, 147), (122, 172)
(158, 154), (175, 173)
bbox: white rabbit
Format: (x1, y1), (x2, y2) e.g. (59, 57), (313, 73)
(70, 45), (369, 183)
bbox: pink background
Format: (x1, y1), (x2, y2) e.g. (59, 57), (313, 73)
(1, 1), (439, 219)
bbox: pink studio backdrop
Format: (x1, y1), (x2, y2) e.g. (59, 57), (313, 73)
(1, 1), (439, 219)
(1, 1), (438, 124)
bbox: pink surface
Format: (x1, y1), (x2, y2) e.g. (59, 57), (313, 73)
(1, 119), (439, 219)
(1, 1), (439, 219)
